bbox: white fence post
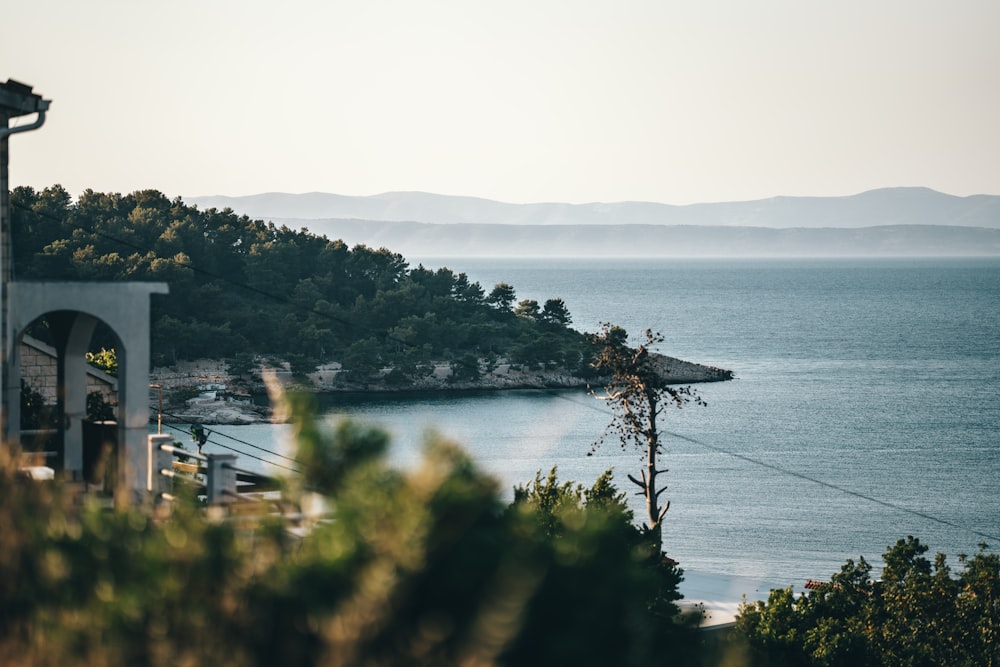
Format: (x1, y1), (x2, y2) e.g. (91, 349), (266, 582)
(206, 453), (237, 504)
(147, 433), (174, 499)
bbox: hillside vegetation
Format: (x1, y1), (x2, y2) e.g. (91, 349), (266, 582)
(11, 186), (591, 382)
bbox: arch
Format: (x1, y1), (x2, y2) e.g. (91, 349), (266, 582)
(16, 312), (121, 475)
(5, 281), (167, 500)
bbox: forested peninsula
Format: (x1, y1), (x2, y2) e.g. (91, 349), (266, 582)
(12, 186), (731, 412)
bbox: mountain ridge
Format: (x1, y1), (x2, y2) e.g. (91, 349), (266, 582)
(186, 187), (1000, 230)
(254, 219), (1000, 258)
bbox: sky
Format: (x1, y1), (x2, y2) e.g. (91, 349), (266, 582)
(3, 0), (999, 205)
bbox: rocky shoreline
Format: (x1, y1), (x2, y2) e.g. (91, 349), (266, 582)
(151, 356), (734, 425)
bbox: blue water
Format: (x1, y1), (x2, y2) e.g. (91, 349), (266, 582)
(204, 258), (1000, 589)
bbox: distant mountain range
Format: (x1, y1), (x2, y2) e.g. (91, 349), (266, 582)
(188, 187), (1000, 228)
(186, 188), (1000, 257)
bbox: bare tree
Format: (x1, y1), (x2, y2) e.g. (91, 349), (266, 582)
(589, 324), (704, 551)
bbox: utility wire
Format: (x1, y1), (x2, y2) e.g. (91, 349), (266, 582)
(155, 419), (299, 474)
(154, 406), (301, 465)
(539, 386), (1000, 544)
(663, 427), (1000, 544)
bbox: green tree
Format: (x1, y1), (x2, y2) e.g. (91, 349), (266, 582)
(449, 352), (481, 383)
(341, 336), (383, 383)
(541, 297), (572, 326)
(85, 347), (118, 377)
(228, 352), (256, 378)
(451, 271), (485, 303)
(486, 282), (516, 311)
(737, 536), (1000, 667)
(957, 544), (1000, 664)
(507, 466), (699, 665)
(511, 331), (564, 370)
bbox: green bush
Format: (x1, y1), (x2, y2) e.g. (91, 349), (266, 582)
(0, 390), (701, 666)
(736, 536), (1000, 667)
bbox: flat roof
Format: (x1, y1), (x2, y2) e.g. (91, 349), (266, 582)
(0, 79), (50, 117)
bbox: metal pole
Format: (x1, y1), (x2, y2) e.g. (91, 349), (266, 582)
(150, 384), (163, 433)
(0, 80), (49, 446)
(1, 119), (11, 444)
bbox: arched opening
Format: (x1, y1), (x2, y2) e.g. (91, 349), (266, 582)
(14, 313), (122, 487)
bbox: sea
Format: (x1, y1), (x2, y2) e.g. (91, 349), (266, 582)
(197, 257), (1000, 596)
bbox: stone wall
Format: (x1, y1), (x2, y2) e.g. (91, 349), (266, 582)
(149, 359), (232, 391)
(19, 336), (117, 407)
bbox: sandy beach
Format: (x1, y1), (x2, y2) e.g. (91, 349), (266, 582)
(678, 571), (795, 628)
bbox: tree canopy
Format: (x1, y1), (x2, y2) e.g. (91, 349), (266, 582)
(737, 536), (1000, 667)
(11, 186), (590, 380)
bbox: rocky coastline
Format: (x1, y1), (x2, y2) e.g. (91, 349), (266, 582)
(151, 356), (734, 426)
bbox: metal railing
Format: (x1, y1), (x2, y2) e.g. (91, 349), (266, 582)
(19, 428), (61, 466)
(147, 434), (278, 505)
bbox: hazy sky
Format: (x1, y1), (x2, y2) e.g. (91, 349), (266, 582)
(4, 0), (999, 204)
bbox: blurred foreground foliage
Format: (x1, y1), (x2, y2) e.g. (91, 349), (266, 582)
(0, 389), (704, 667)
(737, 535), (1000, 667)
(5, 388), (995, 666)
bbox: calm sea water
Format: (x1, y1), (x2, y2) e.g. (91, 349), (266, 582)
(204, 258), (1000, 590)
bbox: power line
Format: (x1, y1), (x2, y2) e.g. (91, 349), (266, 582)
(154, 407), (301, 465)
(661, 427), (1000, 544)
(157, 380), (1000, 543)
(538, 386), (1000, 544)
(155, 419), (299, 474)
